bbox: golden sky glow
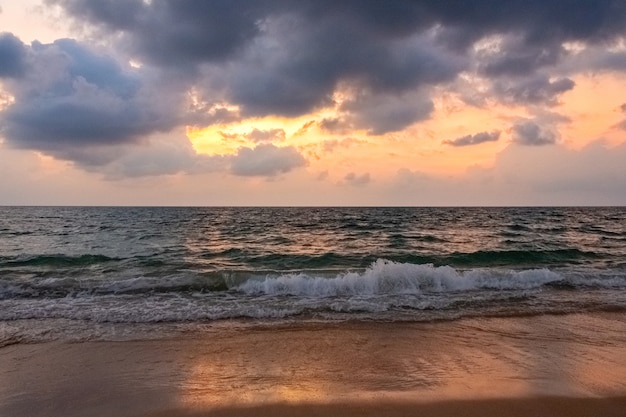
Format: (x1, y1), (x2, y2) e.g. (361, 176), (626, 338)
(185, 70), (625, 181)
(0, 1), (625, 205)
(559, 73), (626, 148)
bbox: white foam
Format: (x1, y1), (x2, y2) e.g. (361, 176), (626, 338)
(237, 259), (562, 296)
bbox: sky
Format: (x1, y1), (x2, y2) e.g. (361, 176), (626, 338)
(0, 0), (625, 206)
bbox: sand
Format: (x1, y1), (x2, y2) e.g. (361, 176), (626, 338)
(2, 313), (626, 417)
(147, 397), (626, 417)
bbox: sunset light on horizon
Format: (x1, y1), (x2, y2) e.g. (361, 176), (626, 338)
(1, 1), (625, 206)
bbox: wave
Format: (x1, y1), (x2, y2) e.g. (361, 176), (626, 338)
(236, 259), (563, 296)
(439, 248), (601, 267)
(2, 260), (626, 333)
(0, 246), (607, 277)
(3, 259), (624, 300)
(0, 254), (119, 268)
(189, 248), (606, 272)
(0, 273), (229, 299)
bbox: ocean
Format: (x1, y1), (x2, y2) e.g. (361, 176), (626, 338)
(1, 206), (625, 344)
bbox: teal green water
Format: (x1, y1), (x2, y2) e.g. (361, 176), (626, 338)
(1, 207), (625, 341)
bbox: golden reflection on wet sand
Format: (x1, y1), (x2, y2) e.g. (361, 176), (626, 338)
(1, 313), (626, 417)
(179, 313), (626, 410)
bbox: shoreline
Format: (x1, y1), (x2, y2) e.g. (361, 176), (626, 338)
(2, 312), (626, 417)
(148, 396), (626, 417)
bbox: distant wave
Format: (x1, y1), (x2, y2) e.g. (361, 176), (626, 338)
(438, 248), (601, 267)
(226, 248), (603, 268)
(0, 254), (119, 268)
(228, 249), (603, 269)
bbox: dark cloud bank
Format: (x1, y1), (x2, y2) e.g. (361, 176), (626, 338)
(1, 1), (626, 176)
(0, 33), (27, 77)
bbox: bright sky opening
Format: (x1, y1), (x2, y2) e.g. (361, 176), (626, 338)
(1, 0), (625, 206)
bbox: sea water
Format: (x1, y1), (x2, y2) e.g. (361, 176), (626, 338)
(1, 206), (625, 343)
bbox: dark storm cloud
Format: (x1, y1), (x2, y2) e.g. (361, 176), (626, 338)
(53, 0), (268, 66)
(49, 0), (626, 122)
(340, 91), (435, 135)
(429, 0), (626, 49)
(0, 33), (27, 78)
(54, 0), (626, 52)
(476, 37), (564, 78)
(0, 38), (180, 165)
(493, 76), (575, 105)
(222, 16), (463, 121)
(444, 131), (501, 147)
(54, 0), (145, 31)
(2, 0), (625, 178)
(511, 121), (556, 146)
(230, 144), (307, 176)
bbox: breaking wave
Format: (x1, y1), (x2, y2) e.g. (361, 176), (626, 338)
(236, 259), (564, 296)
(3, 259), (625, 300)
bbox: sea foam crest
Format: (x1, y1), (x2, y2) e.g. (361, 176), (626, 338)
(237, 259), (562, 296)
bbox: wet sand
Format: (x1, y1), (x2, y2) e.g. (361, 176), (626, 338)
(147, 397), (626, 417)
(2, 313), (626, 417)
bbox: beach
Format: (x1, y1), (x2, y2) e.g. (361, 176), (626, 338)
(2, 312), (626, 417)
(2, 206), (626, 416)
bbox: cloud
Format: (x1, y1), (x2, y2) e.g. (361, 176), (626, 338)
(315, 170), (329, 181)
(344, 172), (371, 187)
(43, 1), (626, 128)
(53, 0), (466, 125)
(494, 140), (626, 200)
(56, 1), (626, 53)
(493, 76), (575, 105)
(2, 0), (625, 182)
(511, 121), (556, 146)
(230, 143), (307, 177)
(186, 102), (242, 127)
(104, 133), (228, 179)
(618, 103), (626, 130)
(0, 32), (27, 78)
(389, 140), (626, 206)
(293, 120), (316, 137)
(319, 118), (349, 133)
(561, 47), (626, 73)
(222, 21), (464, 121)
(444, 131), (501, 147)
(476, 35), (564, 78)
(246, 128), (286, 143)
(53, 0), (266, 66)
(322, 137), (363, 153)
(218, 128), (287, 145)
(0, 37), (182, 166)
(340, 90), (435, 135)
